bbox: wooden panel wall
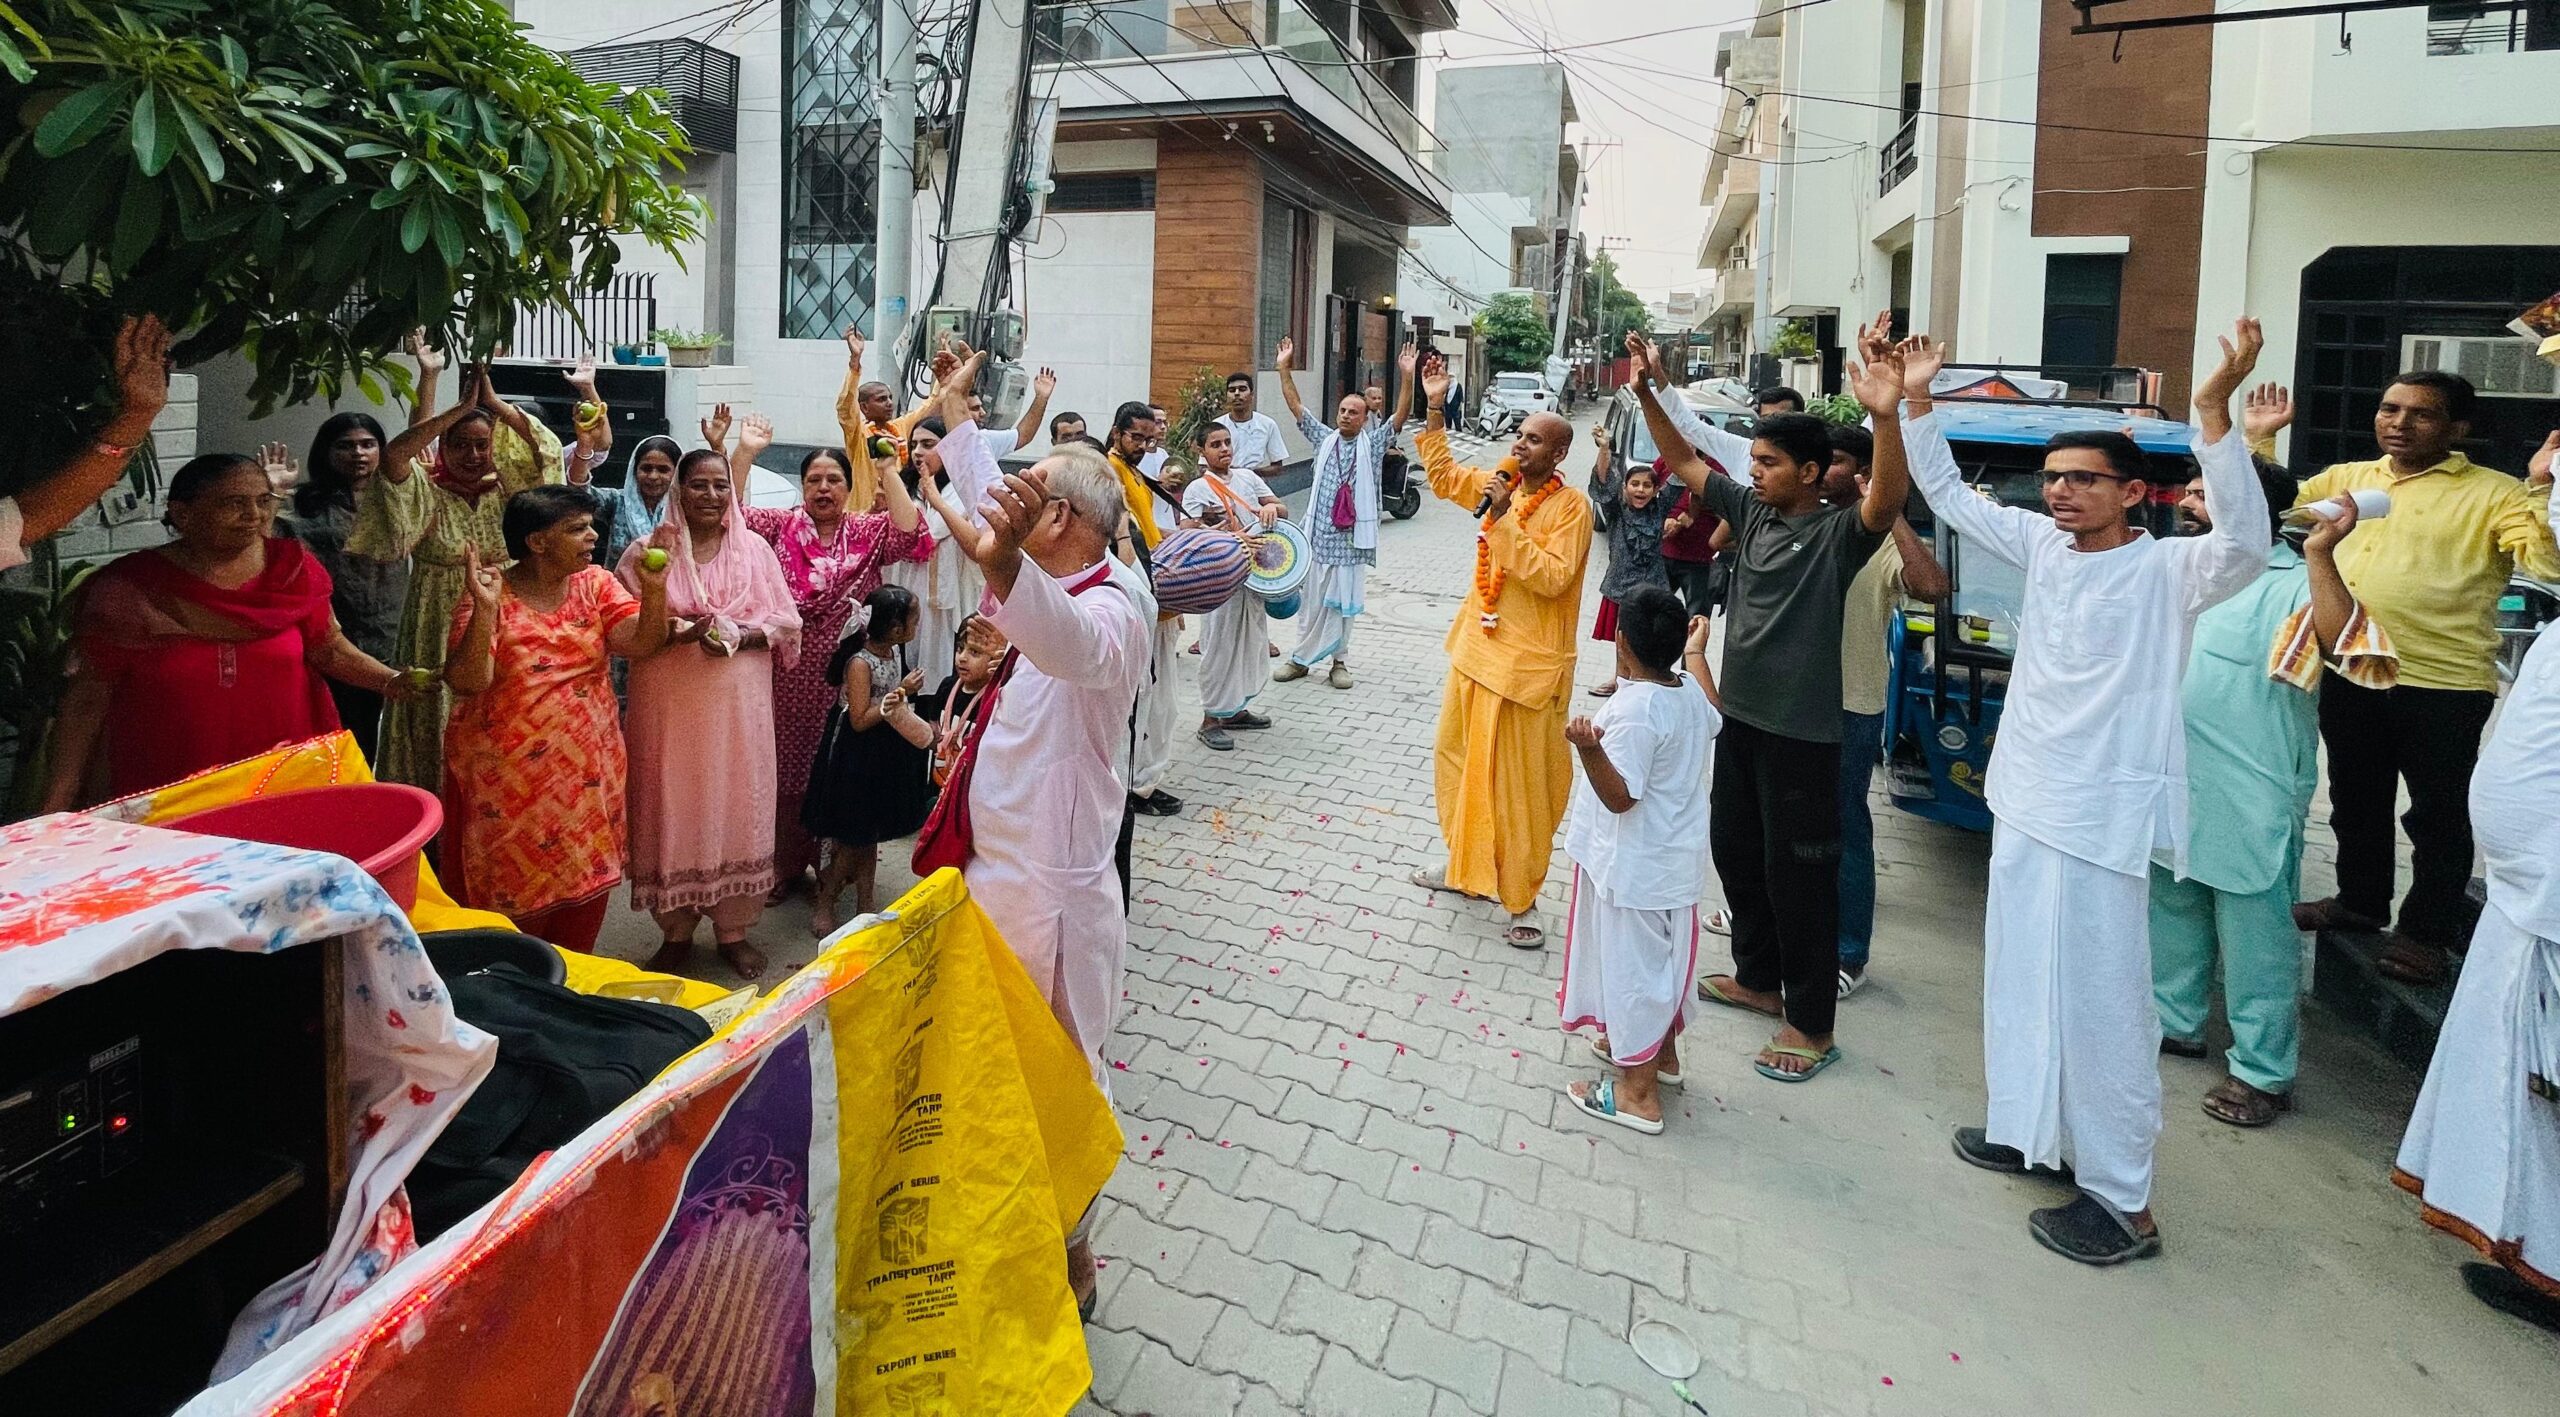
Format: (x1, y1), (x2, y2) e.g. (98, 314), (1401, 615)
(1150, 142), (1263, 409)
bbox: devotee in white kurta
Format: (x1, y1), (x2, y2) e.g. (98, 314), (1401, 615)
(2394, 474), (2560, 1326)
(1908, 321), (2270, 1265)
(1270, 338), (1410, 688)
(1181, 427), (1285, 750)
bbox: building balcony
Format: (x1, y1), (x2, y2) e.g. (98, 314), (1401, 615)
(568, 38), (741, 154)
(1706, 263), (1754, 321)
(1034, 0), (1448, 225)
(2234, 5), (2560, 146)
(1877, 117), (1917, 197)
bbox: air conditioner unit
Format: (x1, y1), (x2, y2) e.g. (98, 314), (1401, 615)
(1727, 244), (1749, 264)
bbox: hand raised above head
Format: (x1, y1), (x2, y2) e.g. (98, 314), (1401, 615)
(1895, 335), (1946, 400)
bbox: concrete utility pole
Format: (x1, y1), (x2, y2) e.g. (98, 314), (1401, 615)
(874, 0), (917, 359)
(940, 0), (1033, 323)
(1549, 154), (1585, 367)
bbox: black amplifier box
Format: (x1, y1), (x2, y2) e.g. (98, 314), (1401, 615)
(0, 1035), (141, 1235)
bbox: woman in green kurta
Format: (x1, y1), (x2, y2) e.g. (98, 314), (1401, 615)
(352, 365), (563, 790)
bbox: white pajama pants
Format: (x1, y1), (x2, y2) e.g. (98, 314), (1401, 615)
(1289, 559), (1365, 668)
(1199, 592), (1269, 720)
(1130, 615), (1181, 796)
(1983, 824), (2162, 1215)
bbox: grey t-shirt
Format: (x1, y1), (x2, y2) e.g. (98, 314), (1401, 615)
(1701, 474), (1884, 742)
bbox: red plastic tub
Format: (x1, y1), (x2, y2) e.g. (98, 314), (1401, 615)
(164, 783), (444, 911)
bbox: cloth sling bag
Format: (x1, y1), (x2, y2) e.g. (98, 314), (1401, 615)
(910, 570), (1124, 875)
(1324, 438), (1358, 530)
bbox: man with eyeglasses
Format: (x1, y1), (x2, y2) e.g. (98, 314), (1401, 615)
(1904, 319), (2271, 1267)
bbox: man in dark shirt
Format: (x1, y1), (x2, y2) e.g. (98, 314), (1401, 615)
(1628, 328), (1910, 1081)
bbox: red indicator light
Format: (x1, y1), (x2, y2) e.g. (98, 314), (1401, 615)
(109, 1114), (130, 1133)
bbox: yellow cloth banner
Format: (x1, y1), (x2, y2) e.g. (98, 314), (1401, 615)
(192, 866), (1120, 1417)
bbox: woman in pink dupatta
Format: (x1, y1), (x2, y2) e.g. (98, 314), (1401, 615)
(730, 414), (930, 898)
(616, 448), (802, 979)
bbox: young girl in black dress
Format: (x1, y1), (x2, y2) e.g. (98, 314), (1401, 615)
(804, 584), (935, 933)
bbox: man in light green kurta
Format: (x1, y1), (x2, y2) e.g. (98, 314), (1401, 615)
(2151, 462), (2393, 1127)
(351, 371), (562, 792)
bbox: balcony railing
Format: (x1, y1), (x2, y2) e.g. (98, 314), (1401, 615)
(569, 38), (741, 154)
(1033, 0), (1420, 147)
(510, 274), (661, 362)
(2426, 3), (2558, 54)
(1877, 117), (1918, 197)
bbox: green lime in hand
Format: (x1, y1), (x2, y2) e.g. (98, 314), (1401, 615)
(642, 548), (670, 572)
(869, 435), (897, 459)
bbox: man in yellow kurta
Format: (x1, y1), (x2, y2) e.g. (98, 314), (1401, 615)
(1412, 359), (1594, 947)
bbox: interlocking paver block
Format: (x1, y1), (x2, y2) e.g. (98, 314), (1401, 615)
(1381, 1309), (1505, 1414)
(1418, 1214), (1529, 1289)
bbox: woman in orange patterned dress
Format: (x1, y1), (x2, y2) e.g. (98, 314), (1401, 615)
(442, 486), (673, 949)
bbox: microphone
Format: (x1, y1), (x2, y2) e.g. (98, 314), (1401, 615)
(1473, 457), (1521, 519)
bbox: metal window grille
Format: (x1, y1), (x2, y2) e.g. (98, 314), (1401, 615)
(568, 39), (742, 154)
(782, 0), (882, 340)
(511, 273), (661, 361)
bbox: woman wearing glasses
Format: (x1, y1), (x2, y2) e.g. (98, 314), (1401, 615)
(41, 454), (419, 809)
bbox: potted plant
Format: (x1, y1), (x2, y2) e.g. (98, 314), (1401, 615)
(653, 329), (723, 368)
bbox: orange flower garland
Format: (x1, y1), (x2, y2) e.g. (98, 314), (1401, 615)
(1474, 462), (1560, 633)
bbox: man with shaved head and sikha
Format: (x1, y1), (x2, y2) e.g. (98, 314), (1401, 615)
(1410, 354), (1594, 949)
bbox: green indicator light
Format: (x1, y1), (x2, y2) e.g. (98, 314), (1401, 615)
(61, 1113), (78, 1131)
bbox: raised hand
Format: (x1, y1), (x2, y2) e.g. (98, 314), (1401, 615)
(110, 313), (172, 430)
(1397, 342), (1419, 375)
(953, 345), (987, 396)
(1848, 348), (1907, 419)
(1896, 335), (1947, 401)
(970, 471), (1053, 571)
(2531, 429), (2559, 488)
(1422, 361), (1452, 408)
(463, 544), (503, 615)
(736, 412), (774, 464)
(406, 328), (445, 379)
(1564, 716), (1603, 749)
(2197, 318), (2265, 411)
(1274, 337), (1295, 371)
(929, 346), (959, 386)
(842, 324), (865, 368)
(566, 354), (600, 397)
(1855, 309), (1896, 367)
(1033, 366), (1058, 399)
(259, 441), (299, 491)
(2242, 383), (2293, 444)
(470, 364), (503, 412)
(700, 402), (733, 452)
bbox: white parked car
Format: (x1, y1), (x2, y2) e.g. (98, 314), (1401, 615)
(1479, 372), (1553, 432)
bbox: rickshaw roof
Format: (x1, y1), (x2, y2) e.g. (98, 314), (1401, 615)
(1933, 401), (2199, 455)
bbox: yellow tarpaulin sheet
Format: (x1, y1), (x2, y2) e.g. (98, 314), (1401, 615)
(186, 866), (1122, 1417)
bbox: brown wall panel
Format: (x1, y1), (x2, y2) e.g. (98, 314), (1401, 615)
(1152, 143), (1264, 406)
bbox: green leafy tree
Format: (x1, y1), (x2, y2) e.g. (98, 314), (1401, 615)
(1769, 318), (1817, 359)
(1579, 253), (1651, 351)
(1480, 291), (1551, 374)
(0, 0), (703, 496)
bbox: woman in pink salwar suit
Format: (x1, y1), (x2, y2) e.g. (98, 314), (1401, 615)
(617, 449), (802, 980)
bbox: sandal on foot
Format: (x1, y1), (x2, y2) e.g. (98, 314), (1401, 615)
(1564, 1077), (1663, 1135)
(2463, 1263), (2560, 1334)
(1754, 1043), (1840, 1083)
(2160, 1035), (2209, 1060)
(1272, 660), (1310, 682)
(1704, 908), (1732, 937)
(717, 939), (767, 981)
(1951, 1126), (2074, 1179)
(2029, 1193), (2162, 1266)
(1222, 710), (1272, 730)
(2375, 932), (2447, 987)
(2201, 1075), (2292, 1127)
(1696, 976), (1785, 1018)
(1504, 915), (1545, 950)
(2293, 896), (2385, 934)
(1589, 1034), (1682, 1086)
(1196, 725), (1237, 751)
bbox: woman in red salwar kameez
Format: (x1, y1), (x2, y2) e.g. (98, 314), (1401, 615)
(43, 455), (416, 810)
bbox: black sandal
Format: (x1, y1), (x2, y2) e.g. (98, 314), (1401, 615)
(1952, 1126), (2073, 1179)
(2201, 1075), (2291, 1127)
(2463, 1263), (2560, 1333)
(2029, 1193), (2162, 1266)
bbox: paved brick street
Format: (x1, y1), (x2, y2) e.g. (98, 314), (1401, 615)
(601, 419), (2560, 1416)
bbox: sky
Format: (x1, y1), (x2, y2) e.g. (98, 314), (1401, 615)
(1420, 1), (1761, 299)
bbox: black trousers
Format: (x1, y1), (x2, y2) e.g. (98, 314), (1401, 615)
(1710, 717), (1842, 1038)
(2316, 674), (2495, 945)
(1117, 803), (1136, 911)
(1665, 557), (1724, 619)
(329, 680), (384, 765)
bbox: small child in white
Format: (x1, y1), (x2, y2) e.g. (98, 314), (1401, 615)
(1560, 584), (1723, 1134)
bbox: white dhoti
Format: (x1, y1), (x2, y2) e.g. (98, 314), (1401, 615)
(1289, 559), (1365, 668)
(885, 537), (981, 691)
(1558, 867), (1698, 1066)
(1983, 823), (2162, 1215)
(1130, 615), (1181, 796)
(1199, 592), (1269, 720)
(2394, 902), (2560, 1294)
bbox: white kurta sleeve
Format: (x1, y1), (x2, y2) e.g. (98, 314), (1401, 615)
(982, 426), (1022, 460)
(992, 562), (1149, 691)
(1655, 389), (1757, 472)
(2174, 427), (2274, 617)
(940, 418), (1001, 530)
(1293, 409), (1331, 448)
(1903, 411), (2044, 572)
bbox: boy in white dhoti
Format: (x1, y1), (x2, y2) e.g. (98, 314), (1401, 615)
(2394, 432), (2560, 1332)
(1560, 587), (1721, 1135)
(1179, 425), (1286, 750)
(1906, 320), (2271, 1265)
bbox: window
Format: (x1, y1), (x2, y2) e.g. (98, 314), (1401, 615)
(782, 0), (881, 339)
(1258, 194), (1309, 357)
(2041, 253), (2124, 370)
(2426, 3), (2560, 56)
(1048, 172), (1157, 213)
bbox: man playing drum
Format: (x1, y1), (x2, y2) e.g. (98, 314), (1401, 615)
(1181, 424), (1289, 749)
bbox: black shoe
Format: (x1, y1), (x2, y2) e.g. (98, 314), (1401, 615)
(1129, 790), (1183, 817)
(1952, 1126), (2073, 1179)
(1221, 711), (1273, 730)
(2161, 1035), (2209, 1060)
(2463, 1263), (2560, 1333)
(1195, 725), (1236, 752)
(2029, 1193), (2162, 1266)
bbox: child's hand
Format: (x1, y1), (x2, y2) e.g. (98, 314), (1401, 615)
(1565, 716), (1604, 749)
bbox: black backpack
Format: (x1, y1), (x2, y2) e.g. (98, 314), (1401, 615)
(406, 956), (712, 1240)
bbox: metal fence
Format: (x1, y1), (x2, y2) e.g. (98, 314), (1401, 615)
(507, 273), (660, 361)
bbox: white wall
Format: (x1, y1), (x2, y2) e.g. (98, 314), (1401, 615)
(1015, 209), (1158, 440)
(2235, 11), (2560, 146)
(1768, 0), (1894, 328)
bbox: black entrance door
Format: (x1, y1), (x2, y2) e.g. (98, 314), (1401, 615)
(2292, 245), (2560, 478)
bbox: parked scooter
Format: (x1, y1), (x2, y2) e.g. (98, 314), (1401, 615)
(1473, 402), (1522, 440)
(1379, 443), (1422, 520)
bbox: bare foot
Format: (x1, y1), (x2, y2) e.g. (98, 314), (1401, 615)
(717, 938), (768, 981)
(1067, 1239), (1099, 1317)
(644, 938), (695, 974)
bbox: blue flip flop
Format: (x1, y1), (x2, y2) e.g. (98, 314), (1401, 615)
(1754, 1044), (1841, 1083)
(1563, 1077), (1665, 1134)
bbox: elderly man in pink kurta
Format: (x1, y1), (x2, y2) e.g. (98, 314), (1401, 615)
(936, 368), (1150, 1316)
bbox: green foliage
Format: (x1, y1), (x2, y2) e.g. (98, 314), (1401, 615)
(1580, 253), (1650, 351)
(651, 327), (723, 348)
(1770, 318), (1817, 359)
(1480, 291), (1551, 374)
(0, 0), (703, 497)
(1811, 392), (1865, 426)
(1165, 365), (1225, 465)
(0, 557), (100, 819)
